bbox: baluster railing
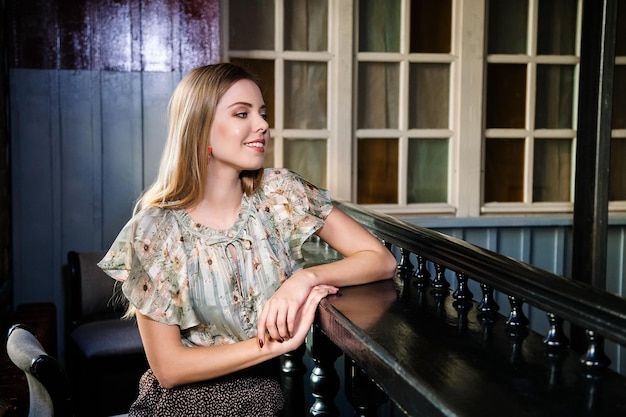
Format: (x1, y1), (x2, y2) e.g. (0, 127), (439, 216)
(300, 201), (626, 416)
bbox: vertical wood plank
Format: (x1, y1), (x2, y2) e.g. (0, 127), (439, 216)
(181, 0), (221, 71)
(141, 0), (179, 71)
(59, 70), (103, 252)
(58, 0), (90, 69)
(141, 71), (182, 185)
(6, 0), (59, 69)
(10, 69), (60, 303)
(101, 71), (144, 245)
(92, 0), (134, 71)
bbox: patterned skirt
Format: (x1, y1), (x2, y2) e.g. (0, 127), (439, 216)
(128, 360), (284, 417)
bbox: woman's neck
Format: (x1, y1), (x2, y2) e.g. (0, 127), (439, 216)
(188, 171), (244, 230)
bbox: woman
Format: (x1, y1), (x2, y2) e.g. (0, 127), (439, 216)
(99, 63), (396, 416)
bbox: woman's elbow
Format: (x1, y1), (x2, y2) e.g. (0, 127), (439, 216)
(381, 248), (397, 279)
(149, 354), (190, 389)
(151, 365), (180, 389)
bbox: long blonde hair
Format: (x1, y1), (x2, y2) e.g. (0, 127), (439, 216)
(136, 63), (264, 212)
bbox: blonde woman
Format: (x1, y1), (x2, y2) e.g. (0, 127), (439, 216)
(99, 63), (396, 416)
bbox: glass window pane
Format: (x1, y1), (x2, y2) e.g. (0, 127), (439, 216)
(410, 0), (452, 53)
(486, 64), (527, 128)
(357, 63), (399, 129)
(357, 139), (398, 204)
(284, 139), (327, 188)
(613, 65), (626, 129)
(533, 139), (572, 202)
(609, 139), (626, 201)
(229, 0), (274, 50)
(537, 0), (577, 55)
(284, 62), (327, 129)
(535, 65), (575, 129)
(408, 139), (448, 203)
(359, 0), (401, 52)
(484, 139), (525, 202)
(285, 0), (328, 51)
(487, 0), (528, 54)
(409, 63), (449, 129)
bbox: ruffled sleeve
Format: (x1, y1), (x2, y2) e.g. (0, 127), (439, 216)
(259, 168), (334, 261)
(98, 207), (200, 330)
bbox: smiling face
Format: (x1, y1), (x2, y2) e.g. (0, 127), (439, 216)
(208, 78), (270, 173)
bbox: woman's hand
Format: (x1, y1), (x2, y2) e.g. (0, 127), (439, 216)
(262, 284), (338, 350)
(257, 269), (339, 344)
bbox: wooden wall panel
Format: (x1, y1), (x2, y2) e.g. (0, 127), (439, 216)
(7, 1), (221, 353)
(59, 70), (103, 252)
(141, 72), (183, 186)
(7, 0), (220, 71)
(10, 69), (180, 352)
(6, 0), (59, 68)
(92, 0), (141, 71)
(10, 70), (61, 302)
(101, 71), (144, 244)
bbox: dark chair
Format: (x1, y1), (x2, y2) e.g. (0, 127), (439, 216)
(64, 251), (147, 417)
(6, 324), (73, 417)
(6, 323), (129, 417)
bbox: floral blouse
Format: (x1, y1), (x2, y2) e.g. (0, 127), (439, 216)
(98, 168), (333, 347)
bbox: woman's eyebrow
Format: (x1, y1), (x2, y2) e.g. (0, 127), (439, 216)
(228, 102), (266, 110)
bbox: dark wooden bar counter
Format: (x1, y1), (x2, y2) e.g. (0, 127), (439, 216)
(314, 278), (626, 417)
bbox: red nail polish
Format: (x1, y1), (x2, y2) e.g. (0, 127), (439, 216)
(259, 339), (264, 348)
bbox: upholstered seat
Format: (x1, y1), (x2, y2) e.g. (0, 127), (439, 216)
(64, 251), (147, 417)
(70, 318), (143, 358)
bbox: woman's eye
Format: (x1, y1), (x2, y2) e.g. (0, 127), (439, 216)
(261, 114), (268, 120)
(236, 112), (248, 118)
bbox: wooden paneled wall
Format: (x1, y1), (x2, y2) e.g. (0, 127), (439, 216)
(6, 0), (220, 72)
(6, 0), (220, 356)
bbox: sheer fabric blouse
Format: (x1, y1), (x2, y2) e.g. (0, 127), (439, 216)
(98, 168), (333, 347)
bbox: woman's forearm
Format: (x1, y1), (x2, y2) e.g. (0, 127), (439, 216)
(137, 285), (333, 388)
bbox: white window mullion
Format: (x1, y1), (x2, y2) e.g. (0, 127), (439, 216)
(455, 0), (486, 217)
(328, 0), (354, 201)
(525, 0), (539, 204)
(273, 57), (285, 168)
(397, 0), (411, 206)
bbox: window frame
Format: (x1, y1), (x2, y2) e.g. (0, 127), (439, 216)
(222, 0), (625, 217)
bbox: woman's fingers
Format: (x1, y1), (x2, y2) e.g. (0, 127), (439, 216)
(291, 285), (338, 338)
(259, 285), (339, 349)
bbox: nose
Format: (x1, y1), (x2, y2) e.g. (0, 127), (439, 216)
(257, 116), (269, 133)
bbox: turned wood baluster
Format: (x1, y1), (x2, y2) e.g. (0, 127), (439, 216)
(544, 313), (570, 349)
(430, 264), (449, 318)
(345, 357), (388, 417)
(431, 263), (450, 292)
(580, 330), (611, 413)
(281, 343), (307, 417)
(505, 296), (529, 365)
(309, 324), (342, 417)
(477, 283), (499, 315)
(451, 272), (472, 334)
(477, 283), (499, 345)
(394, 248), (413, 298)
(413, 254), (431, 289)
(580, 329), (611, 370)
(505, 296), (529, 334)
(452, 272), (473, 305)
